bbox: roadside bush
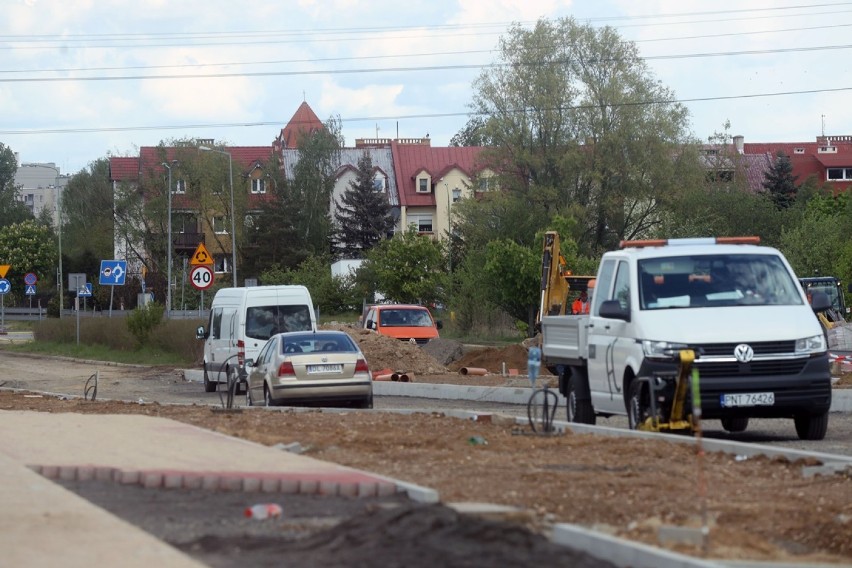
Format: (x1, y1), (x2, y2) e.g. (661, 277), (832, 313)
(126, 302), (164, 346)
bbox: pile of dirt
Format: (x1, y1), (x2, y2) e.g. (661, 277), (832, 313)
(448, 344), (533, 374)
(421, 337), (465, 366)
(321, 323), (447, 375)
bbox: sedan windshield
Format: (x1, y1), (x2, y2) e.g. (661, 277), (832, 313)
(638, 253), (803, 310)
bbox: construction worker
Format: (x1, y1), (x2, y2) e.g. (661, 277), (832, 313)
(572, 290), (590, 315)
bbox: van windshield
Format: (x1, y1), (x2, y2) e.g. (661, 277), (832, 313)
(246, 305), (311, 340)
(379, 308), (433, 327)
(638, 254), (803, 310)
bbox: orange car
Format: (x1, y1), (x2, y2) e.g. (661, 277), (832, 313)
(362, 304), (441, 345)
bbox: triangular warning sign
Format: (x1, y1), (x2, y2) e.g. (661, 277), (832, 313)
(190, 243), (213, 265)
(0, 265), (9, 278)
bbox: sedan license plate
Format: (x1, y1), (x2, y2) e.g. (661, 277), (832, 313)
(307, 364), (343, 374)
(720, 392), (775, 408)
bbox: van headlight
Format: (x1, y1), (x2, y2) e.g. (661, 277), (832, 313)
(642, 340), (688, 360)
(795, 334), (826, 355)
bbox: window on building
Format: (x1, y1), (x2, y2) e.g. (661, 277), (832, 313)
(174, 213), (197, 233)
(417, 178), (430, 193)
(408, 215), (433, 233)
(212, 216), (229, 234)
(174, 179), (187, 194)
(794, 148), (805, 154)
(213, 255), (230, 274)
(451, 187), (461, 203)
(826, 168), (852, 181)
(818, 146), (837, 154)
(478, 177), (492, 191)
(251, 178), (266, 194)
(373, 174), (386, 192)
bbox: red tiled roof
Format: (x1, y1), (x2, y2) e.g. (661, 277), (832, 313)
(390, 143), (485, 207)
(275, 101), (324, 149)
(109, 157), (140, 182)
(743, 141), (852, 189)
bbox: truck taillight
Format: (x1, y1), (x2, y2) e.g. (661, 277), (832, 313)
(355, 359), (370, 373)
(278, 362), (295, 377)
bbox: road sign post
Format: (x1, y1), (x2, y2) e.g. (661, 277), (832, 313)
(100, 260), (127, 318)
(0, 277), (10, 332)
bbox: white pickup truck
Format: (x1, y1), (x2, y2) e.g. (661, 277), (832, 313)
(540, 237), (833, 440)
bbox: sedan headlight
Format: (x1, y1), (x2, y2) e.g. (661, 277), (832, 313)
(795, 334), (826, 355)
(642, 340), (688, 360)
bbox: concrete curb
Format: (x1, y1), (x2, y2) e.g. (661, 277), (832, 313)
(552, 524), (726, 568)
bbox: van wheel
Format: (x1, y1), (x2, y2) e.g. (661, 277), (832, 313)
(627, 379), (657, 431)
(566, 376), (595, 425)
(203, 363), (216, 393)
(794, 412), (829, 441)
(721, 417), (749, 433)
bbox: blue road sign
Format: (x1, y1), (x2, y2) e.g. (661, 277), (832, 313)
(99, 260), (127, 285)
(24, 272), (37, 286)
(0, 279), (9, 295)
(78, 283), (93, 297)
(25, 285), (36, 296)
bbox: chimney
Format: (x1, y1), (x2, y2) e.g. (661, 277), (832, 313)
(733, 135), (744, 154)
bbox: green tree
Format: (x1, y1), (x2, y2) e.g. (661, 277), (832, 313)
(290, 116), (344, 257)
(0, 219), (57, 304)
(762, 150), (799, 209)
(241, 158), (307, 277)
(259, 255), (359, 314)
(333, 152), (395, 259)
(0, 143), (32, 228)
(61, 158), (114, 263)
(780, 192), (849, 279)
(449, 116), (494, 147)
(362, 227), (446, 305)
(481, 239), (540, 327)
(468, 17), (700, 254)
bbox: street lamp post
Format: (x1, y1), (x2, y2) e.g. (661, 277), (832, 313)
(161, 161), (173, 318)
(199, 146), (237, 287)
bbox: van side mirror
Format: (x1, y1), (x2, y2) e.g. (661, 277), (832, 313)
(366, 319), (375, 330)
(435, 320), (443, 330)
(195, 326), (208, 340)
(599, 300), (631, 322)
(809, 291), (831, 313)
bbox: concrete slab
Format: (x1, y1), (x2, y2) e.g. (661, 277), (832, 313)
(0, 452), (204, 568)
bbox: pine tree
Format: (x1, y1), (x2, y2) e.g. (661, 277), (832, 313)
(762, 150), (799, 209)
(333, 152), (395, 258)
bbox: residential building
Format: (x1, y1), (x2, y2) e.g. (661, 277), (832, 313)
(742, 135), (852, 192)
(14, 159), (69, 225)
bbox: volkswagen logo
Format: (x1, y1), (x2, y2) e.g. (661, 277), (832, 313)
(321, 356), (328, 362)
(734, 344), (754, 363)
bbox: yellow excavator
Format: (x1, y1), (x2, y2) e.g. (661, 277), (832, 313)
(800, 276), (849, 330)
(537, 231), (595, 323)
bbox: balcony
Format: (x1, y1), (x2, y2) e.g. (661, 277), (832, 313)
(172, 232), (204, 251)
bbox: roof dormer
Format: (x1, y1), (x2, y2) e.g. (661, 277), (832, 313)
(414, 169), (432, 193)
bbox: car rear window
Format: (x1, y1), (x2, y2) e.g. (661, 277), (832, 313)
(280, 333), (357, 354)
(246, 305), (312, 340)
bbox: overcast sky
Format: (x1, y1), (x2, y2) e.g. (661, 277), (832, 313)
(4, 0), (852, 175)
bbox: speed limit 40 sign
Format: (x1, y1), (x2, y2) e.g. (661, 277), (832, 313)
(189, 264), (215, 290)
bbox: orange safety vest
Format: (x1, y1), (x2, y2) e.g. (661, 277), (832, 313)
(572, 298), (589, 314)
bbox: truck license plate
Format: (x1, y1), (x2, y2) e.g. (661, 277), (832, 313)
(720, 392), (775, 408)
(307, 364), (342, 374)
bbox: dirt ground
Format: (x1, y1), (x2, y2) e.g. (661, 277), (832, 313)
(1, 327), (851, 566)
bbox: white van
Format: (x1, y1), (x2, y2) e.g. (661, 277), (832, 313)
(196, 285), (317, 393)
